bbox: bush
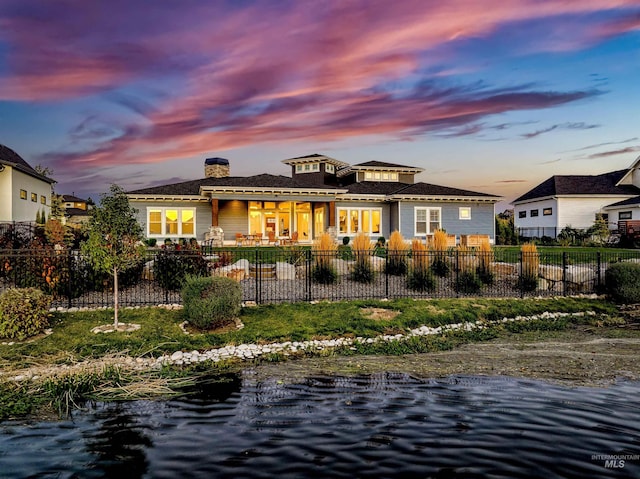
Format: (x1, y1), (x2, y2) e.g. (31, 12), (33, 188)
(312, 233), (338, 284)
(454, 271), (483, 294)
(342, 236), (350, 246)
(154, 244), (209, 290)
(181, 275), (242, 330)
(605, 262), (640, 303)
(0, 288), (52, 340)
(407, 267), (436, 292)
(517, 242), (539, 293)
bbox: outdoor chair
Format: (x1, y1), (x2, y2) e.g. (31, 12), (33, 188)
(235, 233), (246, 246)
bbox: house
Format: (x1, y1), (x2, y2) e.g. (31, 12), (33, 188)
(60, 194), (91, 227)
(0, 144), (55, 223)
(127, 154), (501, 244)
(513, 156), (640, 238)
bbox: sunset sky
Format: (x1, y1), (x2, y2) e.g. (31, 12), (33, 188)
(1, 0), (639, 209)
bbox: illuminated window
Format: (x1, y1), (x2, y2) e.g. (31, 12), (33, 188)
(459, 207), (471, 220)
(543, 208), (553, 216)
(337, 207), (382, 235)
(41, 195), (47, 205)
(147, 207), (196, 236)
(31, 192), (37, 202)
(20, 189), (27, 200)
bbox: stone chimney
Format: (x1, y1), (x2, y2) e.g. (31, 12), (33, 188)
(204, 157), (230, 178)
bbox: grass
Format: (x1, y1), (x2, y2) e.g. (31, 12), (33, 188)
(0, 296), (630, 419)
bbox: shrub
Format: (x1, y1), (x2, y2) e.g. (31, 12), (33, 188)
(0, 288), (52, 340)
(605, 262), (640, 303)
(351, 233), (374, 283)
(385, 231), (408, 276)
(181, 275), (241, 330)
(455, 271), (483, 294)
(518, 242), (539, 292)
(342, 236), (350, 246)
(407, 240), (435, 292)
(312, 233), (338, 284)
(145, 238), (157, 247)
(154, 243), (209, 290)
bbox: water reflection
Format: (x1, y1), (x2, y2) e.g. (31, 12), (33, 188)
(0, 373), (639, 478)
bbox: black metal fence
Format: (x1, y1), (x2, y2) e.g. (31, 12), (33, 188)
(0, 246), (638, 308)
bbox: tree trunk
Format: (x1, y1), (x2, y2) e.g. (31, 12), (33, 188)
(113, 266), (119, 329)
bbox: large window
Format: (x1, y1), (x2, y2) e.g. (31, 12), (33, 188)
(147, 207), (196, 236)
(338, 207), (381, 235)
(414, 207), (441, 236)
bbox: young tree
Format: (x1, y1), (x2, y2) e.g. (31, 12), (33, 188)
(81, 184), (145, 328)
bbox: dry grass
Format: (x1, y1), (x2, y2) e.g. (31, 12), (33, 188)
(411, 239), (429, 271)
(521, 242), (539, 277)
(432, 229), (449, 252)
(313, 232), (337, 268)
(388, 231), (408, 252)
(478, 240), (494, 272)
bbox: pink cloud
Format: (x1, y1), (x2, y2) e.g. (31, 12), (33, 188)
(3, 0), (637, 174)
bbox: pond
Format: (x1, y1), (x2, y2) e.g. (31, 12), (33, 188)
(0, 373), (638, 478)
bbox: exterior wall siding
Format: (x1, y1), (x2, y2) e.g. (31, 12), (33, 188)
(399, 201), (495, 241)
(0, 167), (12, 221)
(130, 200), (210, 241)
(9, 169), (51, 223)
(557, 196), (632, 230)
(219, 200), (248, 240)
(514, 198), (558, 231)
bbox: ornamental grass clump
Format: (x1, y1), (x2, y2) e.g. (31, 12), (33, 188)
(430, 229), (450, 277)
(351, 233), (375, 283)
(454, 245), (482, 294)
(407, 239), (435, 292)
(181, 275), (242, 330)
(385, 230), (408, 276)
(312, 232), (338, 284)
(518, 242), (539, 292)
(0, 288), (52, 340)
(476, 240), (495, 285)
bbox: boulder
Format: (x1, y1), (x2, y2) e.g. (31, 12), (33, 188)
(370, 256), (385, 272)
(276, 261), (296, 280)
(539, 265), (564, 282)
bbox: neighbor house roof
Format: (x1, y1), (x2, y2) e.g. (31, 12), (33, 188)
(513, 170), (638, 203)
(604, 196), (640, 209)
(390, 182), (500, 201)
(0, 144), (55, 184)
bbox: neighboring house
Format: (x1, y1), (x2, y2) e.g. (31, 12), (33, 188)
(0, 144), (55, 223)
(60, 194), (91, 227)
(127, 154), (501, 244)
(513, 156), (640, 238)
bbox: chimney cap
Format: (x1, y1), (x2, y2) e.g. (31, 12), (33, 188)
(205, 157), (229, 166)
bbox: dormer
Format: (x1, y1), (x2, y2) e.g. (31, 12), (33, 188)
(282, 153), (350, 186)
(337, 161), (424, 185)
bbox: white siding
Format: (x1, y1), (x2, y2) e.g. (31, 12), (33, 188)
(0, 167), (11, 221)
(557, 197), (631, 230)
(514, 199), (558, 230)
(605, 205), (640, 230)
(9, 169), (51, 222)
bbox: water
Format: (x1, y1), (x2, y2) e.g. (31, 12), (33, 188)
(1, 373), (639, 478)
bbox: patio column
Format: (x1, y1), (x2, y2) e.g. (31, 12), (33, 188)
(211, 198), (219, 226)
(328, 201), (336, 227)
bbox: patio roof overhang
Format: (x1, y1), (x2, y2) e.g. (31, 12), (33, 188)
(199, 186), (347, 201)
(127, 194), (209, 202)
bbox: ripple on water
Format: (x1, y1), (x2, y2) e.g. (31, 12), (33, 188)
(0, 374), (639, 478)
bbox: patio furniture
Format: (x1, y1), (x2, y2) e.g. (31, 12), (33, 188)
(267, 230), (277, 245)
(235, 233), (246, 246)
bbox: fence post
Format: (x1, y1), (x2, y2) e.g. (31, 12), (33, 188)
(67, 249), (73, 309)
(519, 250), (524, 299)
(562, 252), (568, 296)
(254, 248), (260, 305)
(306, 248), (312, 302)
(455, 248), (460, 298)
(385, 247), (389, 299)
(596, 251), (602, 293)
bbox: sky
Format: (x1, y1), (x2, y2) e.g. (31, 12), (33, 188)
(1, 0), (639, 210)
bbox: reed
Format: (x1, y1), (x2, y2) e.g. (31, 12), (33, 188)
(407, 239), (435, 292)
(518, 242), (539, 292)
(476, 240), (495, 285)
(351, 233), (374, 283)
(312, 232), (338, 284)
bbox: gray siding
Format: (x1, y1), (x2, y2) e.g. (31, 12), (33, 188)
(398, 201), (495, 240)
(389, 202), (399, 233)
(219, 200), (248, 240)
